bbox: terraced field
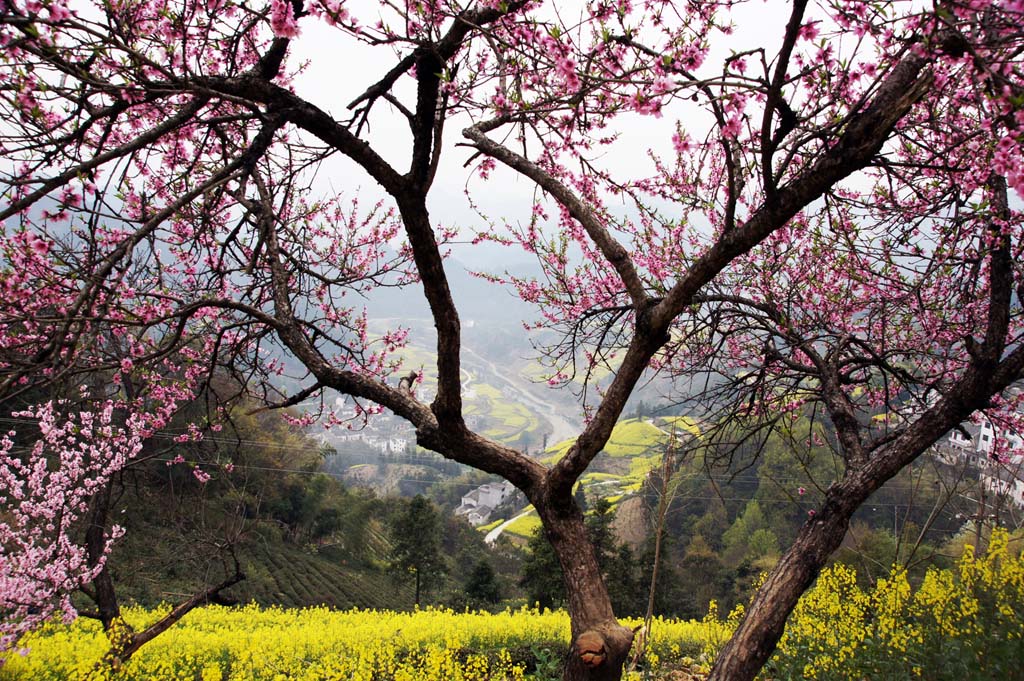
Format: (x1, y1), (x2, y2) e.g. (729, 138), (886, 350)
(244, 543), (414, 611)
(542, 417), (670, 464)
(540, 416), (699, 503)
(468, 383), (541, 444)
(111, 506), (414, 613)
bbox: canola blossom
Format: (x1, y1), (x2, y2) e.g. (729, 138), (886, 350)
(0, 606), (725, 680)
(5, 532), (1024, 681)
(770, 529), (1024, 680)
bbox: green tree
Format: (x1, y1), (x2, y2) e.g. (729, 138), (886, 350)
(637, 534), (688, 618)
(722, 500), (774, 567)
(465, 558), (502, 608)
(389, 495), (445, 606)
(680, 534), (726, 619)
(747, 528), (779, 560)
(605, 544), (641, 616)
(521, 527), (565, 609)
(586, 497), (616, 571)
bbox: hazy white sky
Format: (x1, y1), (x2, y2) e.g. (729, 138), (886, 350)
(287, 1), (790, 242)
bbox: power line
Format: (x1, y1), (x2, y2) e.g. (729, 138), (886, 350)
(4, 418), (1017, 495)
(1, 417), (992, 493)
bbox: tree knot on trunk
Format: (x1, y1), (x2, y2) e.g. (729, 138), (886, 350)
(576, 630), (608, 668)
(569, 623), (635, 678)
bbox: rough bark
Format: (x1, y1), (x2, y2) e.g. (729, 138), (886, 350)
(708, 483), (863, 681)
(533, 491), (634, 681)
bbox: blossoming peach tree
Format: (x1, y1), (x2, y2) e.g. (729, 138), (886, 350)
(0, 0), (1022, 679)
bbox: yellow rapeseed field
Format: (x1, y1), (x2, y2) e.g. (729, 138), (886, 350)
(1, 606), (725, 680)
(770, 529), (1024, 680)
(6, 530), (1022, 681)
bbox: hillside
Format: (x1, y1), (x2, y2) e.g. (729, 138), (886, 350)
(239, 543), (414, 610)
(493, 416), (697, 544)
(104, 488), (415, 612)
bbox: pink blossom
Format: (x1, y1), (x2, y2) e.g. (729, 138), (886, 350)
(269, 0), (300, 38)
(0, 402), (147, 652)
(317, 0), (349, 25)
(672, 131), (694, 155)
(28, 235), (49, 255)
(47, 3), (71, 22)
(798, 21), (820, 41)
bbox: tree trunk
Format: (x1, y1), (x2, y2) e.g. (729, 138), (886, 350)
(84, 482), (123, 629)
(707, 487), (862, 681)
(535, 496), (634, 681)
(115, 566), (245, 662)
(82, 483), (245, 669)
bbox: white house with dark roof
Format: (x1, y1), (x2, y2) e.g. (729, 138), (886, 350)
(454, 481), (515, 526)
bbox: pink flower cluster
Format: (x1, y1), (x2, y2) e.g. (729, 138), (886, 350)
(269, 0), (300, 38)
(0, 402), (146, 655)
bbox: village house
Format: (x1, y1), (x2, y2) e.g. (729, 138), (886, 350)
(454, 481), (516, 526)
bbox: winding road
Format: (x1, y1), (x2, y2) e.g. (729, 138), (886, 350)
(484, 509), (534, 545)
(463, 346), (582, 447)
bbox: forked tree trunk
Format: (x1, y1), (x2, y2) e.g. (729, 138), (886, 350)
(536, 496), (634, 681)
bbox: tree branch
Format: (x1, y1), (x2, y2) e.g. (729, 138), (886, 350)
(760, 0), (808, 194)
(545, 38), (937, 497)
(464, 126), (649, 308)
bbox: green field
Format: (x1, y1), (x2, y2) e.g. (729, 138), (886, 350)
(539, 418), (676, 501)
(468, 383), (542, 444)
